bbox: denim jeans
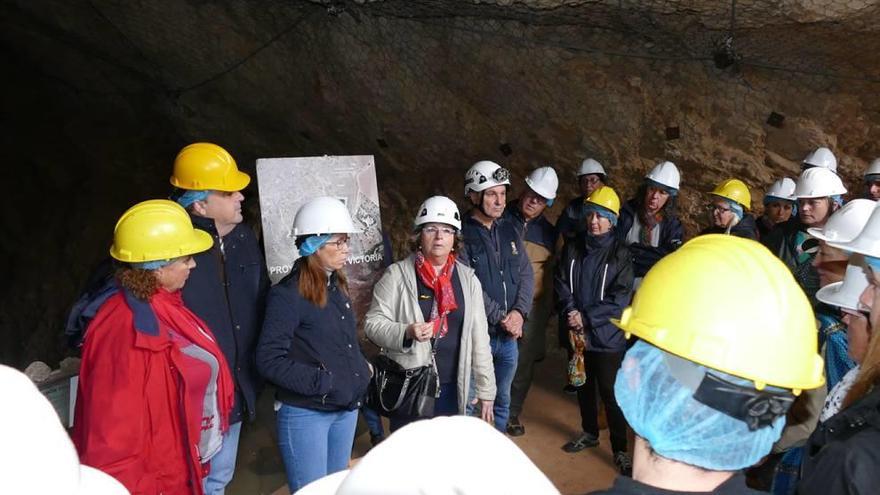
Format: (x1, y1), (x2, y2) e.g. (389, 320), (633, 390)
(276, 404), (358, 493)
(203, 421), (242, 495)
(361, 405), (385, 437)
(468, 334), (518, 432)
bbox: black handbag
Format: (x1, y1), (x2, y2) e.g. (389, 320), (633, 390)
(367, 342), (440, 418)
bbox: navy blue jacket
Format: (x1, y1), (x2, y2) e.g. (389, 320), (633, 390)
(459, 214), (534, 335)
(183, 215), (269, 422)
(256, 263), (370, 411)
(699, 214), (759, 240)
(555, 232), (634, 352)
(616, 199), (684, 277)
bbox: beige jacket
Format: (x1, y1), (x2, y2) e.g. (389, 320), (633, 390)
(365, 255), (497, 413)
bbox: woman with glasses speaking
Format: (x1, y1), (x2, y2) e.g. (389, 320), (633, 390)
(700, 178), (758, 240)
(256, 196), (372, 493)
(365, 196), (496, 432)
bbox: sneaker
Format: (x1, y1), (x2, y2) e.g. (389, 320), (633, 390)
(563, 384), (578, 395)
(614, 451), (633, 476)
(506, 416), (525, 437)
(561, 432), (599, 453)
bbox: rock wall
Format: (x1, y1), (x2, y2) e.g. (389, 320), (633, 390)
(2, 0), (880, 366)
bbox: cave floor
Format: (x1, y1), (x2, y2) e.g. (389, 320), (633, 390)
(227, 342), (620, 495)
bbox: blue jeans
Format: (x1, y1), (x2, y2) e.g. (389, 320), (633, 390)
(361, 405), (385, 437)
(203, 421), (242, 495)
(276, 405), (358, 493)
(468, 334), (518, 432)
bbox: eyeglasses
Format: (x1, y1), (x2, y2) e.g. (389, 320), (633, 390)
(706, 204), (732, 213)
(422, 225), (456, 237)
(329, 236), (350, 249)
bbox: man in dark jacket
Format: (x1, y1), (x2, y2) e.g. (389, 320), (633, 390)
(616, 162), (684, 282)
(171, 142), (270, 494)
(459, 160), (534, 433)
(503, 166), (560, 437)
(555, 185), (634, 475)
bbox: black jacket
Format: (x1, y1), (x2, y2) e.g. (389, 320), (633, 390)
(555, 232), (634, 352)
(557, 196), (588, 242)
(256, 262), (371, 411)
(182, 216), (269, 422)
(798, 384), (880, 494)
(616, 200), (684, 277)
(761, 217), (820, 302)
(699, 214), (759, 240)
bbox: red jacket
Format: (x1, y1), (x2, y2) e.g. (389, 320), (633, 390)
(73, 291), (209, 495)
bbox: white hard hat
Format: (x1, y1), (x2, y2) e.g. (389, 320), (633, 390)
(828, 202), (880, 257)
(807, 199), (876, 242)
(525, 166), (559, 204)
(293, 196), (361, 237)
(464, 160), (511, 195)
(645, 161), (681, 191)
(816, 255), (871, 312)
(298, 416), (560, 495)
(865, 158), (880, 178)
(793, 167), (847, 199)
(802, 147), (838, 173)
(764, 177), (796, 201)
(577, 158), (606, 177)
(0, 365), (129, 495)
(414, 195), (461, 230)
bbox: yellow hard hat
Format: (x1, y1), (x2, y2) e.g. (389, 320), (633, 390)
(710, 179), (751, 210)
(110, 199), (213, 263)
(584, 185), (621, 215)
(170, 142), (251, 192)
(612, 235), (824, 393)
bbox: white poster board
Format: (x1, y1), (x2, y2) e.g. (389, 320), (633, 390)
(256, 156), (385, 348)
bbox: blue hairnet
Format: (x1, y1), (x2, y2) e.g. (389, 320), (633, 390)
(615, 340), (786, 471)
(299, 234), (332, 257)
(721, 198), (744, 221)
(644, 178), (678, 197)
(131, 259), (174, 270)
(831, 195), (844, 208)
(584, 204), (618, 226)
(865, 255), (880, 273)
(175, 189), (211, 208)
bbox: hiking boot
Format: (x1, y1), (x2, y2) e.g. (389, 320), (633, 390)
(506, 416), (525, 437)
(563, 384), (578, 395)
(562, 432), (599, 453)
(614, 451), (633, 477)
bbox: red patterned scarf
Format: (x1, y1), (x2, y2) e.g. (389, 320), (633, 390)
(414, 252), (459, 338)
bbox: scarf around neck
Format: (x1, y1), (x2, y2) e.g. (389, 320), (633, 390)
(414, 252), (459, 338)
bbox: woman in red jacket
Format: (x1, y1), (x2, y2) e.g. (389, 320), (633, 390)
(73, 199), (235, 495)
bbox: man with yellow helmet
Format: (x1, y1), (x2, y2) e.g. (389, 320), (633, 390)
(590, 235), (824, 494)
(170, 142), (270, 494)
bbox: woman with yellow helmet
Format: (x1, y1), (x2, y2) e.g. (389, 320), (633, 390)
(701, 179), (758, 240)
(72, 200), (234, 495)
(555, 186), (635, 475)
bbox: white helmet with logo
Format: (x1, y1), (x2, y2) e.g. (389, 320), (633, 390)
(293, 196), (361, 237)
(793, 167), (847, 199)
(802, 147), (838, 173)
(525, 167), (559, 205)
(414, 196), (462, 230)
(577, 158), (606, 178)
(464, 161), (511, 195)
(645, 161), (681, 191)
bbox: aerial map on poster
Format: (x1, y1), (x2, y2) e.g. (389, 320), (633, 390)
(256, 155), (385, 349)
